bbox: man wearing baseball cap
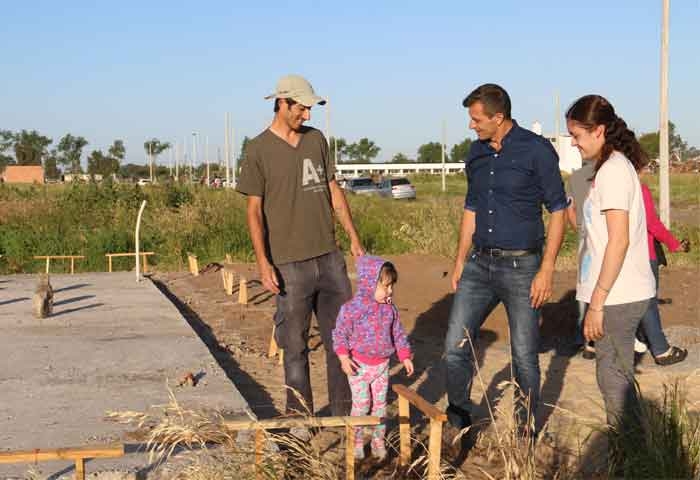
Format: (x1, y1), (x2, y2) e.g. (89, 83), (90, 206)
(237, 75), (364, 428)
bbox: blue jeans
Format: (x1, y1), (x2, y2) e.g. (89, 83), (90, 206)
(445, 250), (542, 426)
(574, 300), (587, 347)
(638, 260), (670, 357)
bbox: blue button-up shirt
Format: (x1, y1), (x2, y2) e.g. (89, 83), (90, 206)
(464, 120), (567, 250)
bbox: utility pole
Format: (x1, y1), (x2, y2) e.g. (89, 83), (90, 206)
(205, 135), (210, 187)
(659, 0), (670, 226)
(441, 119), (447, 193)
(191, 132), (197, 184)
(225, 113), (230, 188)
(175, 140), (179, 181)
(231, 123), (236, 187)
(148, 142), (153, 183)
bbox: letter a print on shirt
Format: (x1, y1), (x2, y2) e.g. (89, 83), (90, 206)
(302, 157), (322, 186)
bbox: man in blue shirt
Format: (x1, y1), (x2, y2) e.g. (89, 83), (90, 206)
(444, 84), (567, 438)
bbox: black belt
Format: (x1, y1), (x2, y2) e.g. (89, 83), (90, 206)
(475, 247), (540, 257)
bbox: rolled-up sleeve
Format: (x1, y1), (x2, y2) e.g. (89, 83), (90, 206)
(464, 161), (477, 211)
(536, 141), (567, 213)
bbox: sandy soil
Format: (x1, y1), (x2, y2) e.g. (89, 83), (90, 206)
(154, 255), (700, 477)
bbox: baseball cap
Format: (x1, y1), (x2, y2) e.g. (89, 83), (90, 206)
(264, 74), (326, 107)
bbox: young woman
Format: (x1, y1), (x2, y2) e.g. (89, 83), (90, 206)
(566, 95), (655, 427)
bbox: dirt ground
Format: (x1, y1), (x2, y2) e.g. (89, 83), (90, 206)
(154, 254), (700, 477)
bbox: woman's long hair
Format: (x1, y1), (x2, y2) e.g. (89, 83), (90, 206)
(566, 95), (648, 175)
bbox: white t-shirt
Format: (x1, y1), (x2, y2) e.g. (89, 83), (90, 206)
(576, 151), (655, 305)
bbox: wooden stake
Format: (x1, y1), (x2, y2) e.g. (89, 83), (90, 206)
(238, 277), (248, 304)
(268, 325), (279, 358)
(70, 257), (75, 274)
(345, 424), (355, 480)
(398, 394), (411, 466)
(75, 457), (85, 480)
(108, 256), (112, 273)
(142, 253), (148, 273)
(45, 257), (50, 274)
(427, 419), (443, 480)
(254, 428), (264, 480)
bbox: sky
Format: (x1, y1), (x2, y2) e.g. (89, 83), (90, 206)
(1, 0), (698, 166)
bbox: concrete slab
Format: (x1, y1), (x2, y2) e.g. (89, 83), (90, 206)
(0, 273), (251, 479)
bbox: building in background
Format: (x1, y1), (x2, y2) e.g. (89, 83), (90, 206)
(531, 121), (582, 173)
(0, 165), (44, 184)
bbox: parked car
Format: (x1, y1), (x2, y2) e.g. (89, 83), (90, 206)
(377, 177), (416, 200)
(137, 178), (151, 186)
(345, 177), (380, 195)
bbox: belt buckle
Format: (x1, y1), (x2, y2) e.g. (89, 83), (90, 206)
(489, 248), (503, 257)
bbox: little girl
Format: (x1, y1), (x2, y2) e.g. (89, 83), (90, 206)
(332, 256), (414, 460)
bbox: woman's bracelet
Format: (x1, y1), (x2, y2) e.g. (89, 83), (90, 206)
(596, 283), (611, 293)
(588, 306), (604, 313)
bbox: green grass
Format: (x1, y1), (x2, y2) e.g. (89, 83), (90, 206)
(0, 173), (697, 273)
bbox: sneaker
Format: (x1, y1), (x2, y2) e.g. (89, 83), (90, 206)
(582, 344), (596, 360)
(634, 338), (648, 354)
(289, 426), (312, 442)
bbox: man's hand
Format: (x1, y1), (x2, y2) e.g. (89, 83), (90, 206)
(339, 354), (359, 376)
(584, 308), (604, 341)
(350, 239), (365, 257)
(451, 261), (464, 292)
(530, 267), (553, 308)
(259, 260), (280, 294)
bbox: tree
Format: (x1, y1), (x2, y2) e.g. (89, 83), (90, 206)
(638, 121), (693, 161)
(44, 149), (61, 179)
(390, 152), (412, 164)
(57, 134), (88, 173)
(143, 139), (171, 181)
(108, 139), (125, 162)
(14, 130), (53, 166)
(329, 137), (348, 163)
(0, 130), (15, 171)
(345, 138), (380, 163)
(237, 136), (251, 164)
(417, 141), (444, 163)
(450, 138), (473, 163)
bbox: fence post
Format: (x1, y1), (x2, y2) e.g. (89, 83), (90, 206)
(398, 394), (411, 466)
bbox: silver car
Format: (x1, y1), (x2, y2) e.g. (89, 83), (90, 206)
(378, 177), (416, 200)
(345, 177), (380, 195)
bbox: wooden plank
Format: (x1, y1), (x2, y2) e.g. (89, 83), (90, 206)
(398, 394), (411, 466)
(427, 419), (443, 480)
(392, 384), (447, 422)
(223, 415), (380, 431)
(105, 252), (154, 258)
(345, 424), (355, 480)
(34, 256), (85, 259)
(254, 429), (264, 480)
(108, 255), (112, 273)
(45, 257), (50, 274)
(143, 253), (148, 273)
(70, 257), (75, 274)
(0, 444), (124, 463)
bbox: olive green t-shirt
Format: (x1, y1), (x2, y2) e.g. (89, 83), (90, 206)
(236, 127), (337, 265)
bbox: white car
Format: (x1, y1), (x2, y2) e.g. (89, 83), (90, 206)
(378, 177), (416, 199)
(137, 178), (151, 186)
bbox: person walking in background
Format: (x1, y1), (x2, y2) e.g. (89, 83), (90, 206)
(566, 94), (654, 429)
(565, 160), (596, 358)
(236, 75), (365, 436)
(332, 256), (414, 460)
(636, 167), (690, 365)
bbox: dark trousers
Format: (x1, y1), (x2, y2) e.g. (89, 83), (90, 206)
(274, 250), (352, 416)
(445, 250), (542, 426)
